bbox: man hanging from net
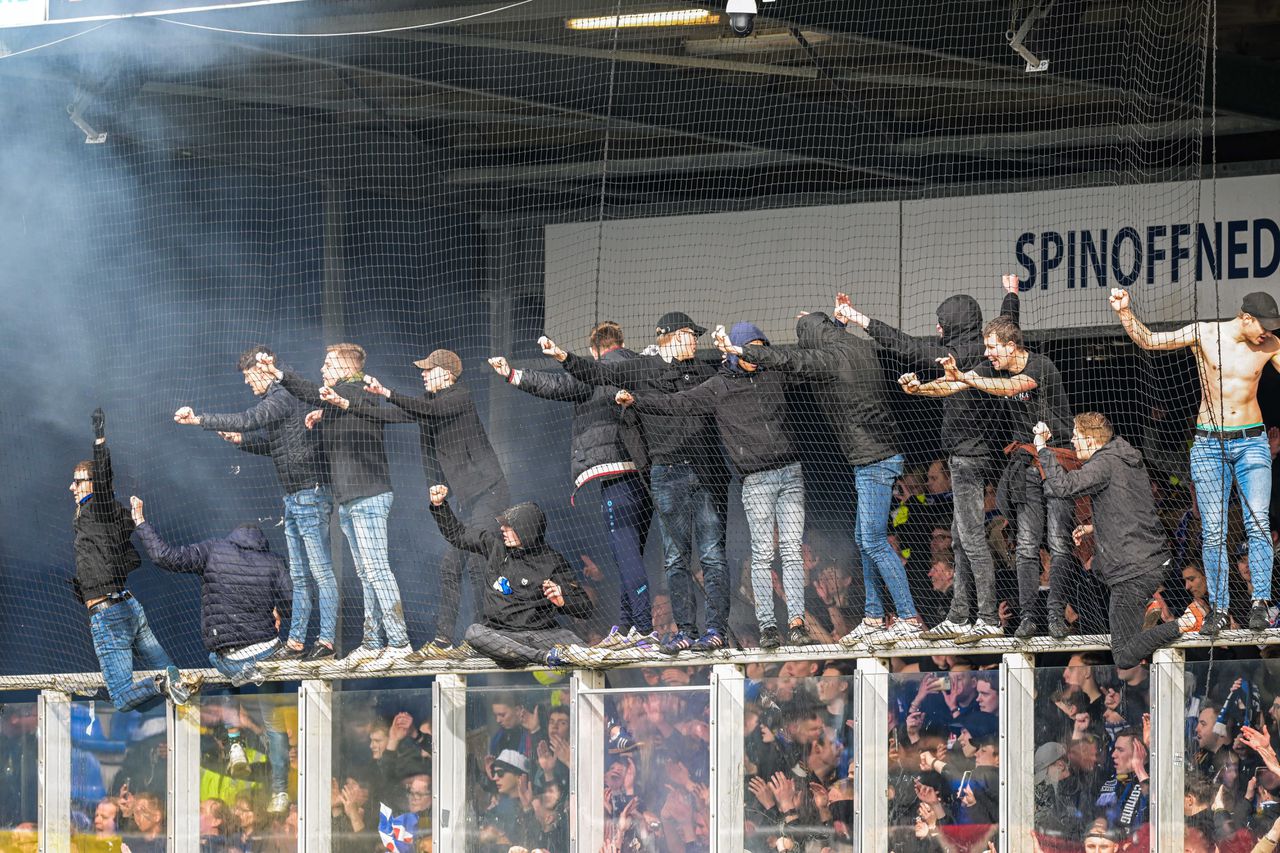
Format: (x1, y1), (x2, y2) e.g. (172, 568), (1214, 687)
(70, 408), (197, 710)
(362, 348), (511, 661)
(1111, 288), (1280, 634)
(1034, 412), (1209, 666)
(539, 312), (733, 655)
(427, 485), (591, 668)
(487, 320), (656, 650)
(838, 276), (1019, 642)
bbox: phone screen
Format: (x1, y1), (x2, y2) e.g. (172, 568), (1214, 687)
(959, 770), (972, 793)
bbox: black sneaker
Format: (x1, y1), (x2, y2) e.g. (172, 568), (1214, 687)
(301, 644), (335, 662)
(266, 644), (305, 663)
(1048, 617), (1070, 640)
(787, 621), (815, 647)
(759, 626), (781, 650)
(690, 628), (727, 653)
(1250, 600), (1271, 631)
(1202, 607), (1230, 637)
(1014, 618), (1038, 640)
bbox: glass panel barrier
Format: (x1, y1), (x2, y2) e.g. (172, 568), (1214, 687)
(465, 679), (568, 852)
(596, 667), (711, 852)
(888, 659), (1001, 853)
(194, 683), (298, 852)
(69, 699), (167, 852)
(1032, 655), (1151, 849)
(1184, 654), (1280, 853)
(331, 681), (435, 853)
(0, 699), (39, 852)
(741, 661), (856, 851)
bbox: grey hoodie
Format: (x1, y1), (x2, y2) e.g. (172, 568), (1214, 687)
(1038, 436), (1168, 585)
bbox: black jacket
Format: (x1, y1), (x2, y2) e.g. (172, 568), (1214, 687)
(1038, 437), (1168, 585)
(742, 313), (897, 467)
(384, 381), (508, 507)
(508, 347), (649, 487)
(135, 522), (291, 653)
(72, 439), (142, 602)
(561, 352), (729, 487)
(279, 371), (409, 504)
(866, 292), (1019, 457)
(198, 383), (328, 495)
(429, 500), (591, 632)
(631, 365), (795, 478)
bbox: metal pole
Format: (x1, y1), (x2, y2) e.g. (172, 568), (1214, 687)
(572, 670), (606, 852)
(710, 664), (745, 851)
(1000, 652), (1036, 853)
(432, 674), (468, 850)
(299, 680), (333, 852)
(167, 698), (202, 853)
(1151, 647), (1187, 852)
(37, 691), (71, 853)
(854, 656), (889, 853)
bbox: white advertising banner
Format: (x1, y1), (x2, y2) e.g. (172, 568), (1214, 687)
(544, 175), (1280, 342)
(0, 0), (47, 28)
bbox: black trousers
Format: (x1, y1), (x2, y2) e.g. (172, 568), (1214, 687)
(465, 623), (583, 667)
(1109, 565), (1180, 670)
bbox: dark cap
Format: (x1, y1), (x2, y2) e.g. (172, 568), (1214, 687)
(655, 311), (706, 337)
(1242, 292), (1280, 330)
(413, 349), (463, 377)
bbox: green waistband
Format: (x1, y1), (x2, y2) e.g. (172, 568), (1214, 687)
(1196, 422), (1264, 431)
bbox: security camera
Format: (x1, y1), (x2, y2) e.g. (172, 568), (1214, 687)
(726, 0), (757, 36)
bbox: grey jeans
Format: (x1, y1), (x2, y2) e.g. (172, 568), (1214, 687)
(465, 623), (583, 667)
(947, 454), (998, 624)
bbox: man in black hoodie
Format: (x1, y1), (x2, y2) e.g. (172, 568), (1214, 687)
(539, 311), (732, 654)
(363, 348), (511, 658)
(838, 275), (1020, 641)
(487, 320), (654, 643)
(1035, 413), (1208, 667)
(427, 485), (592, 667)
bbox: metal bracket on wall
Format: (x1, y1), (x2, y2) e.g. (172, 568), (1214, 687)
(1007, 0), (1054, 72)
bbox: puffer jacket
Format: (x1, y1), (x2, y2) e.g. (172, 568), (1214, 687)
(429, 500), (592, 632)
(72, 439), (141, 602)
(135, 523), (291, 653)
(741, 312), (897, 467)
(506, 347), (649, 488)
(865, 291), (1019, 457)
(198, 383), (328, 495)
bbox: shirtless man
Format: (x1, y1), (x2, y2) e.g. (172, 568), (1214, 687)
(1111, 288), (1280, 634)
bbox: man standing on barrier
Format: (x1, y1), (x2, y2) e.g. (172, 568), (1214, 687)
(70, 408), (196, 710)
(1034, 413), (1208, 666)
(1112, 288), (1280, 634)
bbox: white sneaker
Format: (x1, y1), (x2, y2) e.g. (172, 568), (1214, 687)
(367, 644), (414, 671)
(267, 792), (290, 815)
(226, 741), (250, 779)
(954, 619), (1005, 645)
(839, 619), (885, 647)
(342, 645), (383, 668)
(920, 619), (971, 641)
(874, 618), (925, 646)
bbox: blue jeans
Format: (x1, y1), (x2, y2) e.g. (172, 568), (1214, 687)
(210, 646), (290, 795)
(1191, 433), (1274, 607)
(601, 474), (654, 634)
(283, 486), (337, 647)
(856, 455), (918, 619)
(89, 597), (171, 712)
(649, 464), (729, 635)
(337, 492), (409, 648)
(740, 463), (806, 629)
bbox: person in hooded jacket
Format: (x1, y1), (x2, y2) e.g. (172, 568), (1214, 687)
(837, 275), (1020, 641)
(129, 496), (295, 813)
(538, 311), (733, 655)
(1034, 412), (1209, 668)
(723, 312), (924, 648)
(362, 348), (512, 660)
(486, 320), (655, 644)
(428, 485), (593, 668)
(617, 321), (809, 650)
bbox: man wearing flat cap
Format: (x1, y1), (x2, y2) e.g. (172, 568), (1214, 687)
(1112, 288), (1280, 635)
(365, 349), (511, 659)
(539, 312), (733, 654)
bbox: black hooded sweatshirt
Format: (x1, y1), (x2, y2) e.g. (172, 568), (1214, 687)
(865, 292), (1019, 458)
(741, 313), (898, 467)
(1037, 436), (1169, 586)
(429, 500), (592, 632)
